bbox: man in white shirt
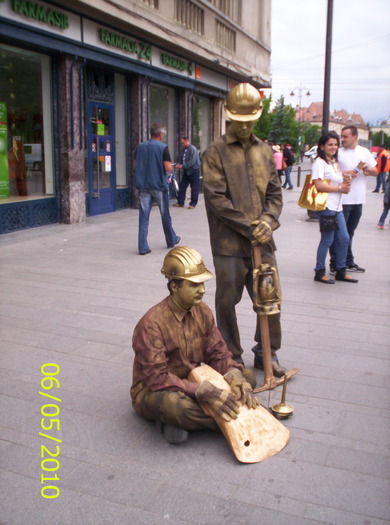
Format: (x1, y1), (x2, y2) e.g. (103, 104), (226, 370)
(330, 125), (377, 273)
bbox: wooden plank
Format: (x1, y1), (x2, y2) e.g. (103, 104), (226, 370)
(189, 365), (290, 463)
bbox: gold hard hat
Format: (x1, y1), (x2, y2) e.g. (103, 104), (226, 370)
(161, 247), (213, 283)
(225, 83), (263, 122)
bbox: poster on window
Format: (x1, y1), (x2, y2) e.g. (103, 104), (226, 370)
(0, 102), (10, 199)
(105, 155), (111, 172)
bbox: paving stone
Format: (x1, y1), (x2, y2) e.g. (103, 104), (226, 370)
(1, 172), (389, 524)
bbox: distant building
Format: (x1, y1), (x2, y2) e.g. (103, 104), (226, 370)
(297, 102), (369, 141)
(370, 119), (390, 138)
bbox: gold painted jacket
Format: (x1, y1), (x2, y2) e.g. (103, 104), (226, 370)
(202, 131), (282, 257)
(131, 296), (242, 412)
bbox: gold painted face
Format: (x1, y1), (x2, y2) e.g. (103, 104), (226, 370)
(230, 120), (255, 141)
(172, 280), (205, 310)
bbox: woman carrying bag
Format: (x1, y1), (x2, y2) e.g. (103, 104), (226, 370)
(312, 131), (358, 284)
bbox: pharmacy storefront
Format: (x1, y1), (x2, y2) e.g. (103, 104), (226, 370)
(0, 0), (228, 234)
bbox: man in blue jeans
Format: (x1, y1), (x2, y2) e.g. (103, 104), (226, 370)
(135, 123), (180, 255)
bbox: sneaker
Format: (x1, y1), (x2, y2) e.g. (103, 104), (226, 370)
(346, 263), (365, 273)
(156, 421), (188, 444)
(377, 224), (384, 230)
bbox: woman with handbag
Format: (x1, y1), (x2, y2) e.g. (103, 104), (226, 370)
(312, 131), (358, 284)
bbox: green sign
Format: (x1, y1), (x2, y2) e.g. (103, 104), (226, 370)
(11, 0), (69, 29)
(99, 28), (152, 61)
(0, 102), (10, 199)
(161, 53), (194, 75)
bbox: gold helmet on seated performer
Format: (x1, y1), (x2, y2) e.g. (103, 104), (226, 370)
(161, 246), (213, 283)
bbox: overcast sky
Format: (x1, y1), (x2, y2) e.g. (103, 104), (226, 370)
(267, 0), (390, 125)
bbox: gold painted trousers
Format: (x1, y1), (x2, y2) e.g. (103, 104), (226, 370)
(213, 252), (282, 361)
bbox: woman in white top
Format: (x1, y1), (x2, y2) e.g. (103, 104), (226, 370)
(311, 131), (358, 284)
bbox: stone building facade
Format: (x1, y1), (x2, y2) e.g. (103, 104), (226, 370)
(0, 0), (272, 233)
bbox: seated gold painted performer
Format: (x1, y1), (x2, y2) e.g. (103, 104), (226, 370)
(130, 247), (258, 444)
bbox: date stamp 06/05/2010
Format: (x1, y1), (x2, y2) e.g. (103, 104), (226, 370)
(39, 363), (61, 499)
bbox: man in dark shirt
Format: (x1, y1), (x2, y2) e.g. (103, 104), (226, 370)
(135, 123), (180, 255)
(174, 136), (201, 209)
(131, 246), (258, 444)
(202, 83), (287, 377)
(282, 144), (295, 190)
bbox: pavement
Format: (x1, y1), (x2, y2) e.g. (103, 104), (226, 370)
(1, 160), (389, 525)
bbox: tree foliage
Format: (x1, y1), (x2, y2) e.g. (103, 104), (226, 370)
(370, 131), (390, 149)
(304, 124), (322, 148)
(268, 96), (296, 145)
(253, 96), (272, 139)
(252, 95), (322, 153)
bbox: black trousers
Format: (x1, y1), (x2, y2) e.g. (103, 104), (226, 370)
(213, 252), (282, 361)
(177, 169), (200, 207)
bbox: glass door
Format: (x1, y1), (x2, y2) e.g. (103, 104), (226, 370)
(87, 101), (115, 215)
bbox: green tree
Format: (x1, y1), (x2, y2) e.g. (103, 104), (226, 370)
(253, 96), (272, 139)
(268, 96), (296, 145)
(370, 131), (390, 149)
(303, 124), (321, 148)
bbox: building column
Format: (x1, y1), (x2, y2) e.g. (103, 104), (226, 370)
(178, 89), (193, 140)
(212, 97), (225, 141)
(58, 54), (86, 224)
(129, 75), (150, 208)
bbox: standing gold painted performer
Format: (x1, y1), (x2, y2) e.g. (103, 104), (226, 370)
(130, 247), (258, 444)
(202, 83), (287, 376)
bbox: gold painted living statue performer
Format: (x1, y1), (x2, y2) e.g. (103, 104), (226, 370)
(202, 83), (287, 377)
(130, 247), (258, 444)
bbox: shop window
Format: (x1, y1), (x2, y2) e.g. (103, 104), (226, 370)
(192, 95), (212, 155)
(88, 70), (114, 103)
(149, 84), (177, 160)
(0, 44), (53, 202)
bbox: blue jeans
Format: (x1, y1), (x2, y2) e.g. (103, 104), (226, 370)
(374, 172), (386, 192)
(177, 169), (200, 207)
(315, 209), (349, 272)
(282, 166), (293, 188)
(378, 182), (390, 225)
(138, 189), (178, 253)
(329, 204), (362, 268)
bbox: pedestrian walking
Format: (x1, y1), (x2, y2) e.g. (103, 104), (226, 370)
(135, 123), (180, 255)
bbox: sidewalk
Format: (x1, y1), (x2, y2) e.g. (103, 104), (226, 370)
(1, 168), (389, 525)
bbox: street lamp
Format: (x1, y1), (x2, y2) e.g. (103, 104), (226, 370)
(290, 85), (311, 154)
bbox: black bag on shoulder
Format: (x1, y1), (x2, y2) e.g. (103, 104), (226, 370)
(319, 213), (339, 232)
